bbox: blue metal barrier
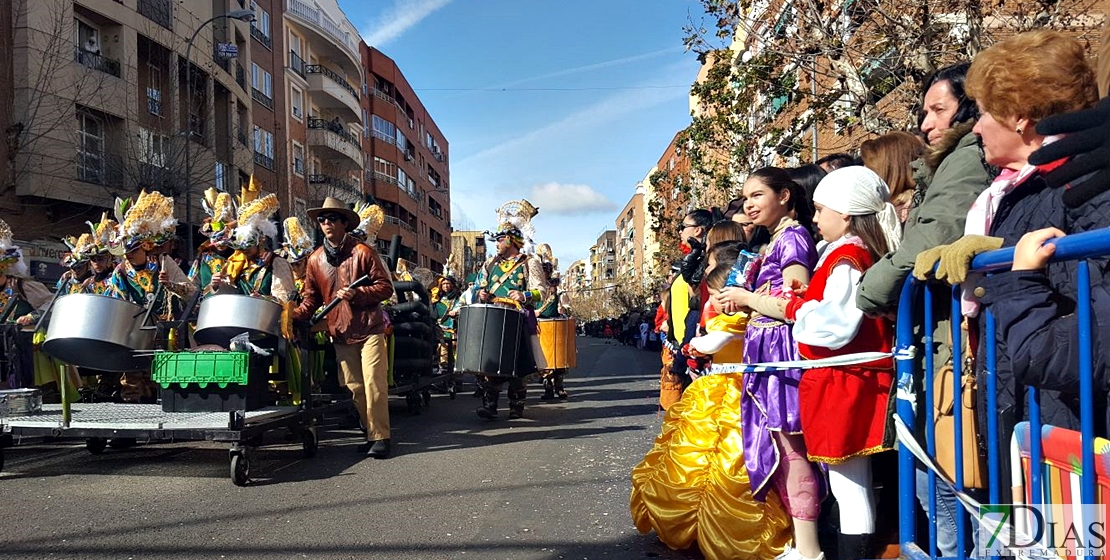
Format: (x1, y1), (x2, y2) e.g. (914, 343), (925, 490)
(896, 228), (1110, 560)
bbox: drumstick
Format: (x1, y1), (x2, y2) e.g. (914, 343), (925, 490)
(311, 275), (371, 325)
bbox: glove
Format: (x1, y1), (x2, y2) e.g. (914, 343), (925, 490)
(912, 245), (949, 280)
(935, 235), (1004, 285)
(1029, 95), (1110, 208)
(680, 237), (706, 285)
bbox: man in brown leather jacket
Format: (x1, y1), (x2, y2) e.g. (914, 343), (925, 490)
(295, 197), (394, 458)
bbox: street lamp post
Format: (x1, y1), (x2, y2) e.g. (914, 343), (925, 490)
(183, 8), (254, 261)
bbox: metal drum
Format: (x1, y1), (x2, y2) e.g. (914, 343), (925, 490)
(194, 294), (282, 347)
(43, 293), (156, 372)
(538, 318), (577, 369)
(0, 388), (42, 416)
(455, 304), (524, 378)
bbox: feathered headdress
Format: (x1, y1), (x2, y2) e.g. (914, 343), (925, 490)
(201, 187), (237, 241)
(61, 233), (99, 266)
(490, 199), (539, 253)
(351, 201), (385, 242)
(110, 190), (177, 254)
(0, 220), (28, 277)
(279, 217), (314, 263)
(230, 192), (279, 249)
(88, 212), (117, 253)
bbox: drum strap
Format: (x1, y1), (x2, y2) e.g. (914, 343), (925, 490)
(487, 257), (526, 296)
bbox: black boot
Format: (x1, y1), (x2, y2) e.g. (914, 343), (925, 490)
(476, 390), (499, 419)
(554, 371), (568, 399)
(837, 533), (871, 560)
(507, 381), (526, 419)
(540, 377), (555, 400)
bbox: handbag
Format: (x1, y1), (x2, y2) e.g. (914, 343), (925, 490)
(933, 349), (987, 488)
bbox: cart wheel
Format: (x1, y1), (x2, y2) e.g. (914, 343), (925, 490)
(421, 389), (431, 407)
(86, 437), (108, 455)
(301, 428), (318, 458)
(230, 452), (250, 486)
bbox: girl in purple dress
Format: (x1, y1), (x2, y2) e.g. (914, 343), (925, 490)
(715, 167), (822, 560)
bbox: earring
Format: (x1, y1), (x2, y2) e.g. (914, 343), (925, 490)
(1016, 127), (1023, 134)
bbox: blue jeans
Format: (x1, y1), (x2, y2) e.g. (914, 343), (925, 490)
(915, 467), (963, 558)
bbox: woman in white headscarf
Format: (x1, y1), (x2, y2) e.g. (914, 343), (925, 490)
(781, 166), (901, 560)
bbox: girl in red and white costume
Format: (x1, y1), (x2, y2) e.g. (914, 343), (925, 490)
(784, 166), (902, 560)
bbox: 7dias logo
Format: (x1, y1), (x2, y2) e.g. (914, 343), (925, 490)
(978, 504), (1107, 557)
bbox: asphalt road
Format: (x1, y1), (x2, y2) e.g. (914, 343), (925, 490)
(0, 337), (704, 560)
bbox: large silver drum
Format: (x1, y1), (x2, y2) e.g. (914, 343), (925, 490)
(194, 294), (282, 347)
(43, 293), (156, 372)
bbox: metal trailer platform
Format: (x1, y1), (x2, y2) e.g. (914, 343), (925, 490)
(0, 399), (349, 486)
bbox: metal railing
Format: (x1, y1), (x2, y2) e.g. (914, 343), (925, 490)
(213, 52), (230, 73)
(250, 25), (272, 50)
(372, 130), (395, 145)
(384, 215), (415, 233)
(235, 62), (246, 89)
(289, 50), (305, 78)
(285, 0), (359, 63)
(304, 64), (358, 100)
(432, 151), (444, 163)
(371, 171), (399, 186)
(372, 87), (402, 110)
(252, 88), (274, 110)
(896, 228), (1110, 560)
(253, 151), (274, 169)
(74, 46), (120, 77)
(307, 116), (358, 146)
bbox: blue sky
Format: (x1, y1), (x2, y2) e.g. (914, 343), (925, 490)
(340, 0), (703, 267)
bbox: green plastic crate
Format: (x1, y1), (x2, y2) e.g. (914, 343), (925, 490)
(152, 351), (250, 389)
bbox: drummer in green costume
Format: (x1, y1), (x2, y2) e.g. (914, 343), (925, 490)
(533, 244), (570, 400)
(189, 187), (236, 293)
(431, 272), (462, 374)
(208, 182), (294, 304)
(472, 215), (550, 420)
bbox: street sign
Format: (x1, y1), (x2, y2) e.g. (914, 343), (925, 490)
(217, 43), (238, 59)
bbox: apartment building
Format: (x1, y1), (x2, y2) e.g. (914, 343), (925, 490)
(363, 46), (450, 273)
(5, 0), (452, 282)
(643, 133), (693, 282)
(562, 259), (589, 295)
(588, 230), (617, 288)
(614, 186), (645, 288)
(449, 230), (486, 283)
(282, 0), (364, 221)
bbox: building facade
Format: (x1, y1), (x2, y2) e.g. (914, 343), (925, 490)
(449, 230), (486, 283)
(614, 186), (645, 288)
(4, 0), (451, 283)
(588, 230), (617, 288)
(363, 46), (449, 272)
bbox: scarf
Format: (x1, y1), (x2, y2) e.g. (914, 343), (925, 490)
(323, 235), (345, 267)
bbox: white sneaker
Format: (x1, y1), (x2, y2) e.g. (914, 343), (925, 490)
(774, 546), (826, 560)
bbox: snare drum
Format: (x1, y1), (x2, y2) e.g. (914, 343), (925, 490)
(537, 318), (577, 369)
(455, 304), (525, 378)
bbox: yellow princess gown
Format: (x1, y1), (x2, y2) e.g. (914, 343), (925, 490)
(630, 313), (792, 560)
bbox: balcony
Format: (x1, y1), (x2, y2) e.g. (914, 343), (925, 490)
(285, 0), (361, 68)
(430, 241), (444, 253)
(308, 173), (361, 203)
(370, 170), (399, 187)
(372, 87), (403, 112)
(254, 152), (274, 170)
(307, 117), (362, 169)
(289, 51), (306, 79)
(384, 215), (415, 233)
(432, 150), (444, 163)
(138, 0), (172, 30)
(235, 62), (245, 90)
(74, 47), (120, 77)
(304, 65), (360, 120)
(250, 25), (272, 50)
(252, 88), (274, 110)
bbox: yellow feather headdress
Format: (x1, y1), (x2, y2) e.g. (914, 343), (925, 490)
(111, 190), (177, 254)
(231, 192), (279, 249)
(352, 201), (385, 242)
(279, 217), (314, 262)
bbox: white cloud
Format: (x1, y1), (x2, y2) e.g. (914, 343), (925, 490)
(361, 0), (452, 47)
(528, 183), (617, 215)
(475, 47), (682, 91)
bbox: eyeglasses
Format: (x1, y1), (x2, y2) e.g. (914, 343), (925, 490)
(677, 223), (697, 233)
(316, 214), (343, 224)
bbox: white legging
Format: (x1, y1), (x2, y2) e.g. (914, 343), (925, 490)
(828, 456), (875, 535)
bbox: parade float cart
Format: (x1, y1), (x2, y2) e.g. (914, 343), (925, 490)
(0, 293), (351, 486)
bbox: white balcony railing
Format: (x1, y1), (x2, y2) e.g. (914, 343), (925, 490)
(285, 0), (360, 65)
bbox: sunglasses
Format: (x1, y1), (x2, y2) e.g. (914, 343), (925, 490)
(316, 214), (344, 224)
(677, 223), (697, 232)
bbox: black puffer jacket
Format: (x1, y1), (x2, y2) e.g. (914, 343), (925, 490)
(981, 180), (1110, 438)
(975, 173), (1081, 482)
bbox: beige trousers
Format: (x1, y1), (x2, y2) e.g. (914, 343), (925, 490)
(334, 334), (390, 441)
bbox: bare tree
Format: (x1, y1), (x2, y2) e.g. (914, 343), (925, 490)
(679, 0), (1104, 203)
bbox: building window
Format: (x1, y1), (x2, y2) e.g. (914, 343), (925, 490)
(362, 109), (369, 138)
(250, 3), (271, 48)
(215, 161), (226, 191)
(146, 62), (162, 116)
(292, 141), (304, 176)
(290, 86), (303, 120)
(77, 111), (104, 183)
(372, 115), (395, 143)
(253, 125), (274, 168)
(251, 63), (272, 97)
(138, 127), (167, 168)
